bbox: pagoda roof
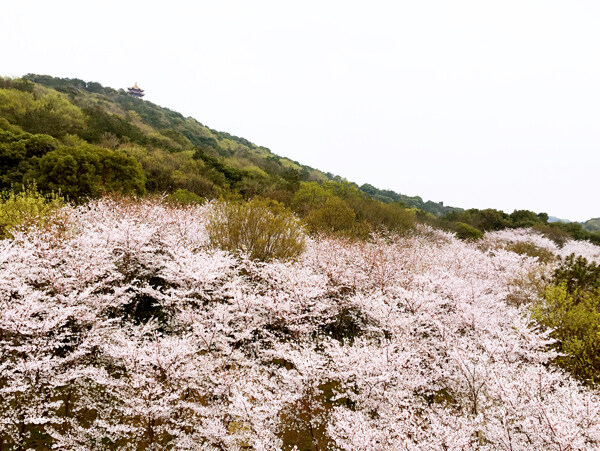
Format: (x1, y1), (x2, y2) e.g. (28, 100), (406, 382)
(127, 82), (144, 92)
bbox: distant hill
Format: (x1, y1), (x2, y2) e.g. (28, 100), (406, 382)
(548, 216), (571, 223)
(583, 218), (600, 232)
(549, 217), (600, 233)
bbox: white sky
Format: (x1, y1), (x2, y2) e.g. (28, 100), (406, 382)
(2, 1), (599, 221)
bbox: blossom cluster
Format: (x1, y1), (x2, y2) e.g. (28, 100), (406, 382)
(1, 199), (599, 449)
(485, 227), (600, 263)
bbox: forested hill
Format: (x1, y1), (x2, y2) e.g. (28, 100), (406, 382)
(2, 74), (456, 215)
(2, 74), (599, 243)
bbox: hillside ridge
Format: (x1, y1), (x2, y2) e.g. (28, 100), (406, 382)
(2, 74), (599, 244)
(20, 74), (458, 216)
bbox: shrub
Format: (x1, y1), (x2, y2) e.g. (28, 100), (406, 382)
(0, 186), (64, 239)
(168, 189), (204, 205)
(291, 181), (328, 216)
(533, 223), (571, 247)
(207, 198), (306, 261)
(553, 254), (600, 294)
(28, 146), (102, 199)
(352, 200), (416, 234)
(305, 197), (356, 235)
(454, 222), (484, 241)
(532, 255), (600, 386)
(505, 241), (555, 264)
(27, 146), (146, 200)
(532, 284), (600, 386)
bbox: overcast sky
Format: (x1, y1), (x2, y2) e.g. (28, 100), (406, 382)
(3, 1), (599, 220)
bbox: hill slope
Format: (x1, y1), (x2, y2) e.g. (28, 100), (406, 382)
(584, 218), (600, 232)
(2, 74), (600, 244)
(5, 74), (455, 215)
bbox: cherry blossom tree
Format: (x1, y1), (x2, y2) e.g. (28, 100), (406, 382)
(1, 198), (599, 449)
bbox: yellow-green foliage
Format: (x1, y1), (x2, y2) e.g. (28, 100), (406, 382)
(351, 199), (416, 233)
(123, 145), (219, 198)
(0, 117), (23, 133)
(207, 198), (306, 261)
(0, 88), (85, 137)
(292, 182), (329, 216)
(0, 187), (64, 238)
(305, 197), (356, 235)
(532, 255), (600, 386)
(532, 284), (600, 386)
(293, 181), (416, 237)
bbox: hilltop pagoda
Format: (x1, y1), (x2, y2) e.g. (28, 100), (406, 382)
(127, 82), (145, 98)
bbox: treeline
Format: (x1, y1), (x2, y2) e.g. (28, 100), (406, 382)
(429, 208), (600, 245)
(360, 183), (461, 216)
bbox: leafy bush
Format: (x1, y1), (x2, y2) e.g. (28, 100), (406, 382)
(207, 198), (306, 261)
(27, 146), (146, 200)
(0, 186), (64, 238)
(454, 222), (484, 240)
(291, 182), (329, 216)
(532, 284), (600, 386)
(532, 255), (600, 385)
(168, 189), (204, 205)
(533, 223), (572, 247)
(305, 197), (356, 235)
(553, 254), (600, 294)
(509, 210), (544, 228)
(445, 208), (511, 231)
(0, 130), (59, 189)
(351, 199), (416, 234)
(506, 241), (555, 263)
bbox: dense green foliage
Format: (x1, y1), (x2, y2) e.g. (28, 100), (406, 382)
(0, 130), (145, 200)
(533, 255), (600, 386)
(360, 183), (459, 216)
(441, 207), (600, 244)
(168, 188), (205, 205)
(453, 222), (484, 241)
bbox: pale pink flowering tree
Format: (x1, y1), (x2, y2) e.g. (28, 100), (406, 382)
(1, 199), (600, 449)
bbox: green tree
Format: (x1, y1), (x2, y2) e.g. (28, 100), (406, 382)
(305, 197), (356, 235)
(509, 210), (543, 228)
(291, 182), (328, 216)
(532, 255), (600, 386)
(453, 222), (484, 240)
(97, 149), (146, 196)
(28, 146), (101, 199)
(0, 131), (58, 189)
